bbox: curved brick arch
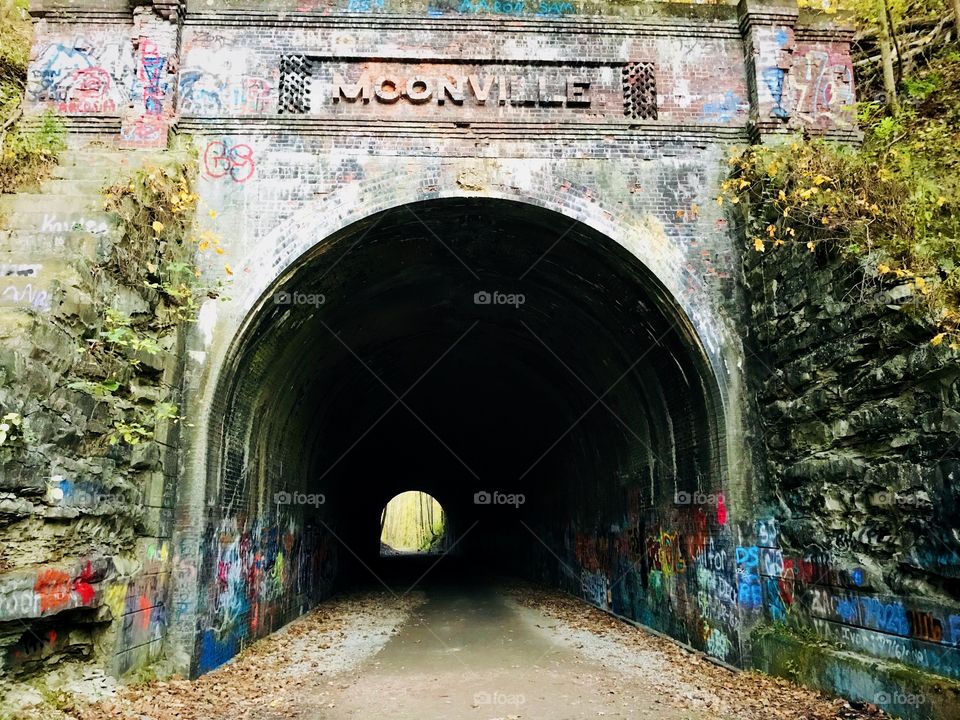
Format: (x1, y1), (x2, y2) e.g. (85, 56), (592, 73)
(169, 176), (742, 676)
(208, 175), (730, 409)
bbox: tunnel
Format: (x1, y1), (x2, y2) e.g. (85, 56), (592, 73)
(192, 198), (730, 675)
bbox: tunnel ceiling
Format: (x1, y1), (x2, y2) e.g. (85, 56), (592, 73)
(210, 198), (722, 561)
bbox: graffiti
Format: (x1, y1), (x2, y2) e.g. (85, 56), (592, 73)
(704, 624), (732, 660)
(29, 38), (131, 113)
(31, 561), (96, 615)
(1, 283), (50, 311)
(762, 67), (788, 119)
(120, 114), (165, 146)
(197, 516), (336, 673)
(454, 0), (575, 13)
(756, 518), (779, 547)
(701, 91), (748, 124)
(179, 69), (272, 115)
(793, 49), (854, 127)
(40, 213), (108, 235)
(137, 39), (168, 116)
(203, 141), (256, 183)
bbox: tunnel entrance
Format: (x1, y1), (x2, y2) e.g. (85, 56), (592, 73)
(380, 491), (448, 556)
(193, 198), (731, 676)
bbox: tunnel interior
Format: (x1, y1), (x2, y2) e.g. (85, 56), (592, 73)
(194, 198), (731, 675)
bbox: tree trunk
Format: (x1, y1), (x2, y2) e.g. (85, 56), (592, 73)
(953, 0), (960, 41)
(878, 0), (900, 111)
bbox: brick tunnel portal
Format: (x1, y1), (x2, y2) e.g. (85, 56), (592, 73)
(189, 197), (726, 675)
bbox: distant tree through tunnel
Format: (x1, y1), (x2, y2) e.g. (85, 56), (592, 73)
(380, 491), (447, 555)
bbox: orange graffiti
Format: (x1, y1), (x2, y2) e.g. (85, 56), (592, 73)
(34, 568), (72, 613)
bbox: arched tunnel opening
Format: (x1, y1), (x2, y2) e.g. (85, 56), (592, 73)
(194, 198), (729, 675)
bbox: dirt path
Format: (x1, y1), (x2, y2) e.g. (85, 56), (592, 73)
(20, 582), (886, 720)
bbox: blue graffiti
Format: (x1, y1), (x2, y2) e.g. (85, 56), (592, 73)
(702, 91), (747, 123)
(860, 597), (910, 636)
(775, 28), (789, 47)
(762, 67), (788, 119)
(347, 0), (385, 10)
(735, 545), (759, 570)
(456, 0), (574, 14)
(764, 578), (786, 621)
(738, 572), (763, 610)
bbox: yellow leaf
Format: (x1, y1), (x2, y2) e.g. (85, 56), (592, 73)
(753, 238), (765, 252)
(931, 333), (945, 347)
(716, 196), (724, 206)
(877, 264), (890, 275)
(807, 241), (816, 252)
(215, 247), (224, 255)
(151, 221), (164, 233)
(778, 190), (787, 202)
(730, 196), (740, 204)
(915, 277), (926, 290)
(813, 174), (832, 186)
(198, 240), (210, 251)
(767, 224), (777, 237)
(209, 209), (218, 219)
(224, 264), (233, 276)
(676, 209), (685, 218)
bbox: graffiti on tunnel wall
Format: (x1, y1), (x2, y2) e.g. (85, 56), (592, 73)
(195, 515), (337, 673)
(534, 487), (960, 678)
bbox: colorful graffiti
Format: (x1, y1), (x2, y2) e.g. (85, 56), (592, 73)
(792, 46), (855, 128)
(195, 515), (336, 673)
(28, 37), (132, 113)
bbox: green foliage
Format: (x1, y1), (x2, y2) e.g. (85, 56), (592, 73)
(0, 1), (64, 193)
(102, 159), (228, 324)
(53, 157), (227, 448)
(720, 46), (960, 347)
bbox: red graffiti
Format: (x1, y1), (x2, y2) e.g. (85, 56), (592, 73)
(139, 594), (151, 630)
(716, 494), (727, 526)
(58, 67), (115, 114)
(34, 568), (72, 613)
(72, 561), (96, 605)
(203, 141), (256, 183)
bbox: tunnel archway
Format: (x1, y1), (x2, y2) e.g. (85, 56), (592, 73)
(188, 197), (736, 675)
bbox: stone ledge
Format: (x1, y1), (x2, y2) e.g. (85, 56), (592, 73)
(177, 116), (749, 143)
(752, 630), (960, 720)
(181, 11), (743, 38)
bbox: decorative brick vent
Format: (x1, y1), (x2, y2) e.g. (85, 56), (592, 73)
(279, 55), (313, 114)
(622, 62), (657, 120)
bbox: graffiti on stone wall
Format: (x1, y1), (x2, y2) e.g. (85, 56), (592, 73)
(121, 37), (173, 149)
(0, 558), (112, 622)
(203, 141), (257, 183)
(196, 515), (336, 673)
(177, 37), (273, 116)
(792, 47), (855, 128)
(29, 36), (132, 113)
